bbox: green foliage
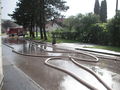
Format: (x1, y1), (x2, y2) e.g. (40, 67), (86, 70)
(53, 13), (102, 43)
(10, 0), (69, 40)
(52, 12), (120, 47)
(11, 0), (69, 24)
(52, 31), (78, 40)
(63, 13), (100, 32)
(107, 14), (120, 46)
(89, 23), (110, 44)
(63, 16), (75, 31)
(73, 13), (100, 42)
(94, 0), (100, 15)
(100, 0), (107, 22)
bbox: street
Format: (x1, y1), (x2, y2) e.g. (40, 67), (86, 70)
(2, 36), (120, 90)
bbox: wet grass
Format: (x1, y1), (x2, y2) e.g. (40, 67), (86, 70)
(85, 45), (120, 52)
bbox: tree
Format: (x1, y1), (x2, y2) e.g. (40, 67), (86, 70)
(107, 11), (120, 46)
(10, 0), (36, 38)
(64, 13), (100, 42)
(100, 0), (107, 22)
(94, 0), (100, 15)
(10, 0), (69, 40)
(63, 16), (75, 31)
(77, 13), (100, 42)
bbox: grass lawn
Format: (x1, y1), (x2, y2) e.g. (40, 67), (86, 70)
(85, 45), (120, 52)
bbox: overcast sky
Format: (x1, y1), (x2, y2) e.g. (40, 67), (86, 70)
(2, 0), (120, 19)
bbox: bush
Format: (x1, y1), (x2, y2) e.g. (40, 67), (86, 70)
(88, 23), (110, 45)
(107, 18), (120, 46)
(52, 12), (120, 47)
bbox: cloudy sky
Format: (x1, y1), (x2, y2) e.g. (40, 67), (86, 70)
(2, 0), (120, 19)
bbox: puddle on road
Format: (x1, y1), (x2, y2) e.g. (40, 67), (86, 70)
(61, 75), (89, 90)
(90, 66), (120, 90)
(47, 53), (63, 56)
(38, 45), (53, 51)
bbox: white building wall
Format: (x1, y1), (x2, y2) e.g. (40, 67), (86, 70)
(46, 23), (62, 32)
(0, 0), (3, 89)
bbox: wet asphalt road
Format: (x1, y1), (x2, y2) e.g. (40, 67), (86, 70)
(2, 36), (120, 90)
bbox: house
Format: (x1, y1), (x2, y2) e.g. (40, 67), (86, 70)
(46, 18), (64, 32)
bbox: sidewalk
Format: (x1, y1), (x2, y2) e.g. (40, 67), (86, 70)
(2, 54), (44, 90)
(56, 43), (120, 56)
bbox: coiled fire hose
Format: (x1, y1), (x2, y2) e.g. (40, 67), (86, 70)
(3, 42), (112, 90)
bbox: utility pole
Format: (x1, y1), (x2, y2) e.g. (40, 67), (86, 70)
(116, 0), (118, 18)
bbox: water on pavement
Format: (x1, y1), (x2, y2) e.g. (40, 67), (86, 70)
(2, 37), (120, 90)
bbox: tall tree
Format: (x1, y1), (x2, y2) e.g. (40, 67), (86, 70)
(10, 0), (69, 40)
(10, 0), (36, 38)
(100, 0), (107, 22)
(94, 0), (100, 15)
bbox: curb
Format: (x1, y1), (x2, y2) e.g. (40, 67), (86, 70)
(13, 65), (44, 90)
(76, 48), (120, 57)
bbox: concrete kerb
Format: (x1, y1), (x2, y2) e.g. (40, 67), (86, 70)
(2, 43), (14, 49)
(12, 49), (68, 58)
(3, 42), (112, 90)
(76, 48), (120, 57)
(76, 48), (120, 61)
(13, 65), (45, 90)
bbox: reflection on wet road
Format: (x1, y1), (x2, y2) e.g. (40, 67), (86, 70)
(2, 37), (120, 90)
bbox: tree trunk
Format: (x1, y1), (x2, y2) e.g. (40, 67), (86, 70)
(36, 25), (38, 37)
(29, 29), (32, 37)
(42, 0), (47, 40)
(30, 20), (35, 38)
(32, 26), (35, 38)
(39, 24), (43, 39)
(43, 22), (47, 40)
